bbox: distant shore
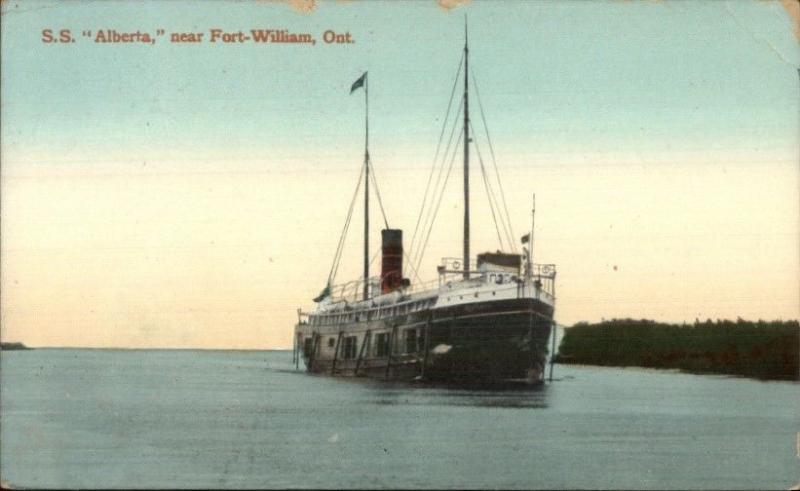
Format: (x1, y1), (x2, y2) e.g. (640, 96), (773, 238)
(556, 319), (799, 381)
(0, 342), (31, 351)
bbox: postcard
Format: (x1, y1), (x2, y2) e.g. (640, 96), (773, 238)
(1, 1), (798, 489)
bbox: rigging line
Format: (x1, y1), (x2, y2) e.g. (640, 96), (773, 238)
(472, 71), (517, 250)
(404, 250), (424, 285)
(414, 129), (463, 274)
(412, 97), (464, 266)
(408, 105), (460, 272)
(368, 247), (380, 267)
(470, 120), (514, 251)
(328, 160), (366, 285)
(470, 121), (508, 250)
(366, 156), (390, 229)
(408, 95), (464, 269)
(406, 51), (465, 267)
(330, 178), (361, 284)
(407, 95), (465, 269)
(471, 122), (507, 251)
(414, 130), (463, 276)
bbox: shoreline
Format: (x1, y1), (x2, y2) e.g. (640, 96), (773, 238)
(556, 318), (799, 382)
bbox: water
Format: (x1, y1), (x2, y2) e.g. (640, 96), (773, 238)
(1, 349), (797, 489)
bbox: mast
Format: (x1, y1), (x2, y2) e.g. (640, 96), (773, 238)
(363, 74), (370, 301)
(530, 193), (535, 274)
(462, 18), (471, 280)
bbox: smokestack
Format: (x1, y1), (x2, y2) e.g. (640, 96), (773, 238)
(381, 229), (403, 294)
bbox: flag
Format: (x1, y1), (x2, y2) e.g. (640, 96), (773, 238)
(313, 284), (331, 303)
(350, 72), (367, 94)
(521, 233), (530, 244)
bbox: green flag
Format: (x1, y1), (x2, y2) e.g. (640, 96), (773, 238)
(313, 284), (331, 303)
(350, 72), (366, 94)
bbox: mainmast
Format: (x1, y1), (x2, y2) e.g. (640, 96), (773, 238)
(363, 74), (370, 301)
(462, 19), (471, 280)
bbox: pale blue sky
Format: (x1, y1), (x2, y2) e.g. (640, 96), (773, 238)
(3, 0), (798, 166)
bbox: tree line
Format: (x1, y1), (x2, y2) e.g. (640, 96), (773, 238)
(556, 318), (799, 381)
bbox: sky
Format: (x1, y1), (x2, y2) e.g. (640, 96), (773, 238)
(1, 0), (798, 349)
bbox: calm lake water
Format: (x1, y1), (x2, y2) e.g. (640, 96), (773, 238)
(1, 349), (797, 489)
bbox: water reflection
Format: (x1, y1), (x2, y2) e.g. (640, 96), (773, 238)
(365, 380), (550, 409)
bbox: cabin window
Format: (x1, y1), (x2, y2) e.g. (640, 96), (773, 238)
(405, 329), (417, 354)
(496, 275), (504, 284)
(343, 336), (358, 359)
(328, 337), (336, 348)
(303, 337), (313, 358)
(375, 333), (390, 357)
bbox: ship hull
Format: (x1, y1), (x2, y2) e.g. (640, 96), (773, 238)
(296, 298), (554, 385)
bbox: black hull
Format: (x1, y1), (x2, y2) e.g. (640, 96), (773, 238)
(300, 298), (554, 384)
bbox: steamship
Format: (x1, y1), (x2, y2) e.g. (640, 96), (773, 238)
(293, 27), (557, 384)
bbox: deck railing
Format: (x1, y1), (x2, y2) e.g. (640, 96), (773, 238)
(319, 262), (556, 306)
